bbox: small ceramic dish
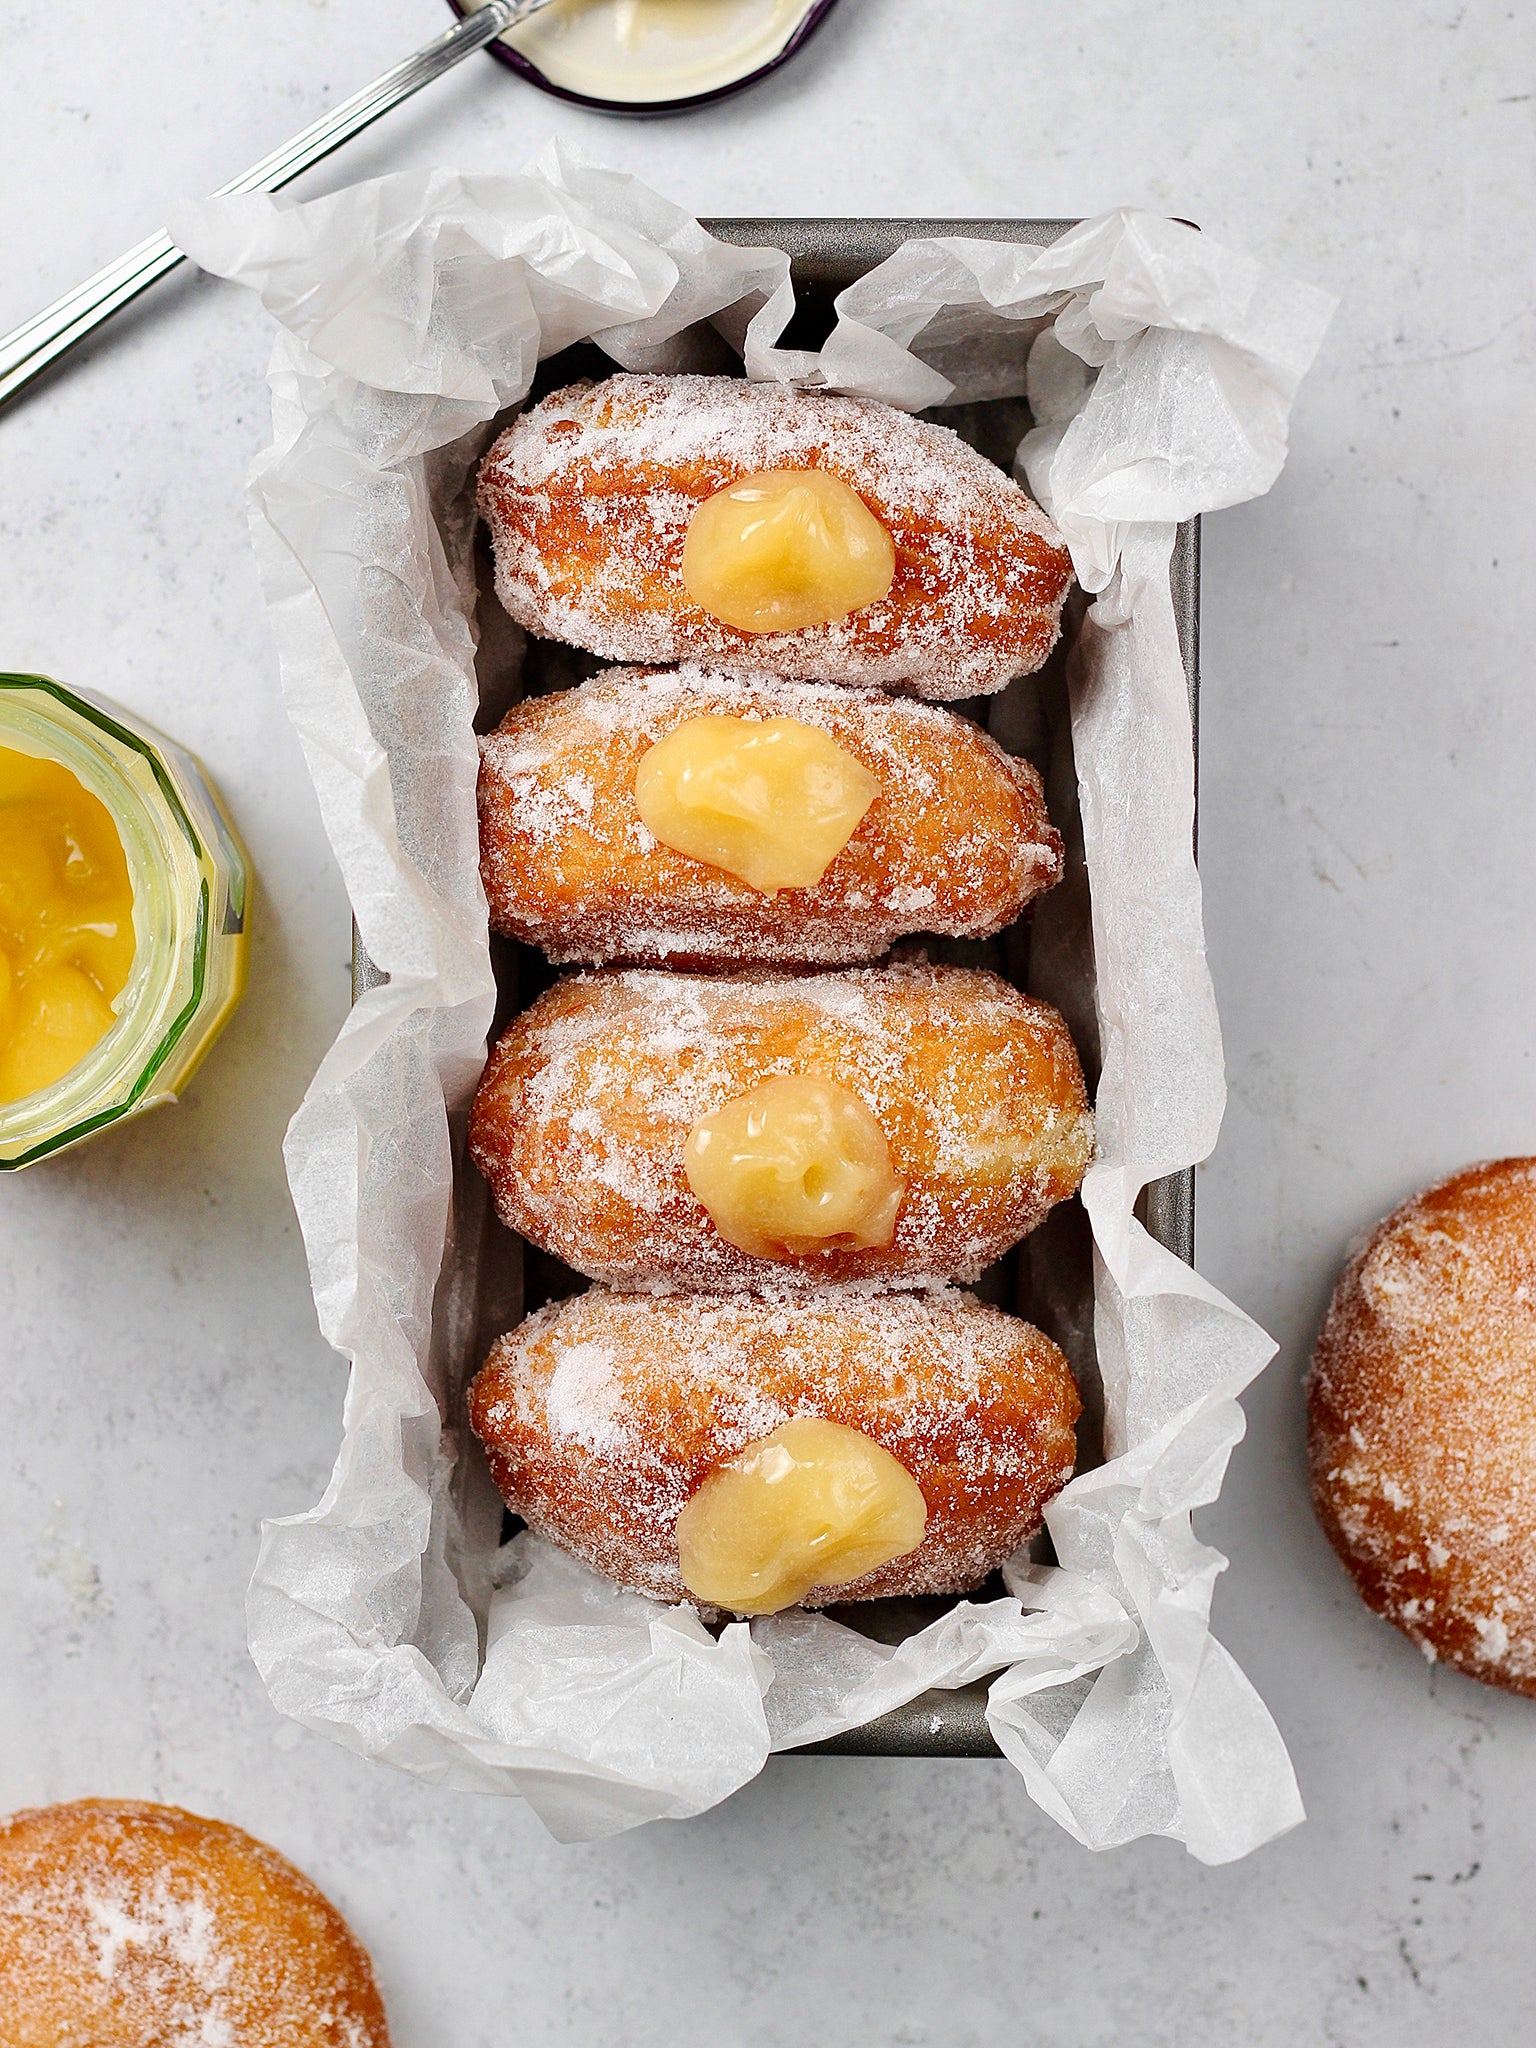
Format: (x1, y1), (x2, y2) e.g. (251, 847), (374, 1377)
(448, 0), (839, 114)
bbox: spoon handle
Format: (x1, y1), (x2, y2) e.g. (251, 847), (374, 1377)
(0, 0), (532, 413)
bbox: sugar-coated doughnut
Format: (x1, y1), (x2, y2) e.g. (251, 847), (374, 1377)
(476, 374), (1074, 700)
(478, 666), (1062, 967)
(0, 1799), (390, 2047)
(468, 1286), (1081, 1608)
(468, 961), (1093, 1289)
(1309, 1157), (1536, 1695)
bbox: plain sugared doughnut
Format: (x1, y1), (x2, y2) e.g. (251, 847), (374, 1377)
(468, 960), (1094, 1289)
(0, 1799), (391, 2046)
(477, 666), (1063, 967)
(1308, 1157), (1536, 1694)
(468, 1285), (1082, 1610)
(476, 374), (1074, 700)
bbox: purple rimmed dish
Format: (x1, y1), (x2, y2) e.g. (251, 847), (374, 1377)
(446, 0), (840, 115)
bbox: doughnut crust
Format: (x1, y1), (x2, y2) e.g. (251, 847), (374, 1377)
(1309, 1157), (1536, 1695)
(478, 666), (1063, 967)
(0, 1799), (390, 2047)
(477, 374), (1074, 699)
(469, 960), (1093, 1288)
(469, 1286), (1081, 1607)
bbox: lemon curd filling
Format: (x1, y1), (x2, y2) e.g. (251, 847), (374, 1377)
(0, 672), (250, 1171)
(684, 1072), (904, 1260)
(0, 746), (136, 1104)
(676, 1416), (929, 1615)
(634, 713), (878, 893)
(681, 468), (897, 633)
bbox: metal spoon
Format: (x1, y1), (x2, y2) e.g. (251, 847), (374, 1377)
(0, 0), (552, 414)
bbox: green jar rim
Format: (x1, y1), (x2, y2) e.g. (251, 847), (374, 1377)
(0, 672), (234, 1168)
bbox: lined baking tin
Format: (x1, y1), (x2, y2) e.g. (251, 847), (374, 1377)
(353, 217), (1199, 1760)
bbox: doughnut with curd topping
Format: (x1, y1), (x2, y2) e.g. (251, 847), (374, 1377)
(468, 960), (1094, 1289)
(468, 1285), (1082, 1611)
(477, 666), (1063, 967)
(476, 373), (1074, 700)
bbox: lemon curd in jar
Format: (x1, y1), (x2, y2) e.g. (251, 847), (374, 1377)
(685, 1072), (903, 1259)
(0, 674), (249, 1170)
(634, 713), (877, 892)
(676, 1416), (928, 1615)
(0, 747), (137, 1104)
(682, 469), (896, 633)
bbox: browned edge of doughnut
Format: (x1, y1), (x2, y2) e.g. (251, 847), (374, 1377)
(1308, 1156), (1536, 1697)
(467, 961), (1094, 1290)
(468, 1286), (1082, 1611)
(476, 373), (1074, 699)
(476, 666), (1064, 967)
(0, 1797), (391, 2045)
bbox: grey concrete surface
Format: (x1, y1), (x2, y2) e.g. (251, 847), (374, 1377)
(1, 2), (1533, 2041)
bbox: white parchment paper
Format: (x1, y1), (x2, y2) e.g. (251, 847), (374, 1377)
(172, 146), (1332, 1857)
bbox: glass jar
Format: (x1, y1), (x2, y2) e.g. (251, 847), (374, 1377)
(0, 672), (249, 1169)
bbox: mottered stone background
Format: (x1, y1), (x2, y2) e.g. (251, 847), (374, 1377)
(1, 3), (1532, 2041)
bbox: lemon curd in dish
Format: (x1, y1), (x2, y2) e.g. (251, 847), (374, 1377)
(0, 672), (250, 1171)
(0, 745), (136, 1104)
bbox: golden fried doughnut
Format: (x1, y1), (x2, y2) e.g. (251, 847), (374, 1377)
(468, 960), (1093, 1288)
(0, 1799), (390, 2047)
(468, 1286), (1081, 1609)
(478, 667), (1062, 966)
(476, 374), (1074, 700)
(1309, 1157), (1536, 1695)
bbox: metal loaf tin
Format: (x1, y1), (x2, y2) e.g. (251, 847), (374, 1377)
(354, 217), (1199, 1760)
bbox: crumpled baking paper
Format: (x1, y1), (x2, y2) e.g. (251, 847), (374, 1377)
(171, 142), (1332, 1856)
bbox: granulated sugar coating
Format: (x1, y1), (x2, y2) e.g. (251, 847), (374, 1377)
(468, 961), (1094, 1289)
(477, 666), (1063, 966)
(0, 1799), (391, 2047)
(1309, 1157), (1536, 1696)
(469, 1285), (1081, 1608)
(476, 374), (1074, 699)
